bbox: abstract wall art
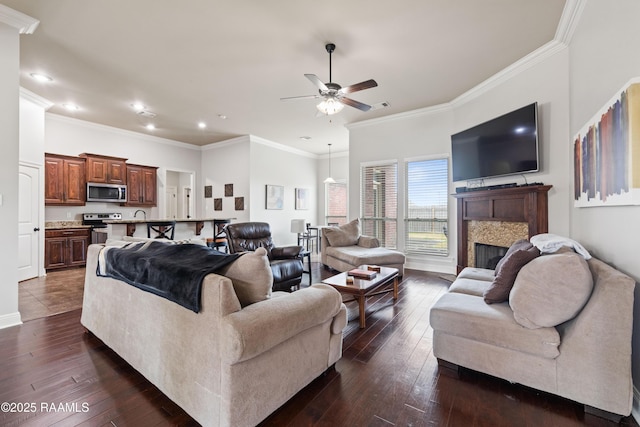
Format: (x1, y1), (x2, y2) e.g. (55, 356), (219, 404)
(574, 78), (640, 207)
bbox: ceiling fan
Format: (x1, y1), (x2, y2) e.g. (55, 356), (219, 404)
(281, 43), (378, 115)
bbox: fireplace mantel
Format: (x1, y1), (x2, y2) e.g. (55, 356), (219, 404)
(454, 185), (552, 273)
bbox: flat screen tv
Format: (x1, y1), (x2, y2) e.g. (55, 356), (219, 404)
(451, 102), (539, 182)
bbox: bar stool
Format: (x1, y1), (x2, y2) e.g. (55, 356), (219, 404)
(147, 221), (176, 240)
(210, 219), (231, 252)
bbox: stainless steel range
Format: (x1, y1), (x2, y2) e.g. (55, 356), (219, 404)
(83, 212), (122, 243)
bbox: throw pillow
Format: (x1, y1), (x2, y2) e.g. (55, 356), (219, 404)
(509, 252), (593, 329)
(323, 218), (360, 247)
(494, 239), (532, 276)
(218, 247), (273, 306)
(483, 246), (540, 304)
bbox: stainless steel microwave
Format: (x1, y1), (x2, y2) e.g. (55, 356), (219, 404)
(86, 182), (127, 202)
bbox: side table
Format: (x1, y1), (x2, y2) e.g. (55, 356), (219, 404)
(299, 250), (312, 286)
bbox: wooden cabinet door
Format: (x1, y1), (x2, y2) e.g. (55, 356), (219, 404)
(44, 237), (67, 269)
(108, 160), (127, 184)
(64, 158), (87, 205)
(44, 156), (65, 204)
(82, 154), (127, 184)
(45, 154), (86, 205)
(142, 167), (157, 205)
(85, 156), (108, 183)
(68, 236), (89, 266)
(126, 166), (143, 204)
(125, 165), (157, 206)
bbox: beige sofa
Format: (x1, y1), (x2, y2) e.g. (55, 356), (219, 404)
(321, 219), (405, 277)
(430, 246), (634, 418)
(81, 243), (347, 427)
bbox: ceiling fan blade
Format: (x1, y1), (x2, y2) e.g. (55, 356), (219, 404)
(339, 97), (372, 112)
(280, 94), (321, 101)
(340, 79), (378, 94)
(305, 74), (328, 91)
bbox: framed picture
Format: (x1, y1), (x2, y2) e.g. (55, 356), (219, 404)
(225, 183), (234, 197)
(235, 197), (244, 211)
(265, 185), (284, 209)
(295, 188), (309, 210)
(214, 198), (222, 211)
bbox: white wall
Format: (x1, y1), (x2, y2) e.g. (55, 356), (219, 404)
(567, 0), (640, 402)
(249, 137), (318, 246)
(201, 136), (251, 223)
(348, 45), (570, 274)
(0, 21), (21, 328)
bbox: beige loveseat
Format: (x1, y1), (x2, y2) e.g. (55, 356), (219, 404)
(321, 219), (405, 277)
(430, 239), (634, 418)
(81, 243), (347, 427)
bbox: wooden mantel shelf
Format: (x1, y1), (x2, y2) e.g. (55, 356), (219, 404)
(455, 184), (552, 273)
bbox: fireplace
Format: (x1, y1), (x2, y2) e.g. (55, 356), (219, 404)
(475, 243), (508, 269)
(454, 185), (552, 273)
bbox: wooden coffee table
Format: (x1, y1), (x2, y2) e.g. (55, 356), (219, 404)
(322, 266), (399, 328)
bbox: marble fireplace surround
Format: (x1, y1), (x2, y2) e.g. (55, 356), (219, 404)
(454, 185), (552, 273)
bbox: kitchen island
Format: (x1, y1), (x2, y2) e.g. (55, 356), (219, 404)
(105, 218), (234, 240)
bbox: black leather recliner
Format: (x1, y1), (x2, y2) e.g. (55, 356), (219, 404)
(225, 222), (304, 292)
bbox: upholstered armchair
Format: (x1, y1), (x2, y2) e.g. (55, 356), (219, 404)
(225, 222), (304, 292)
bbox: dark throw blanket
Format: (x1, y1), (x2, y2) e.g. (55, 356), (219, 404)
(97, 241), (241, 312)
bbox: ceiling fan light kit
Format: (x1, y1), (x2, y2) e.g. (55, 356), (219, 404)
(281, 42), (379, 115)
(317, 97), (344, 115)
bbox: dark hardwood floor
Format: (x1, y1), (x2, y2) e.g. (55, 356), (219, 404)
(4, 259), (638, 426)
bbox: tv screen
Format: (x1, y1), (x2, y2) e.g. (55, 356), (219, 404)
(451, 102), (539, 182)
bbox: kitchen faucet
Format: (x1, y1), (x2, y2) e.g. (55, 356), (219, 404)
(134, 209), (146, 220)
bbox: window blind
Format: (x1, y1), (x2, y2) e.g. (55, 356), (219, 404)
(405, 158), (449, 255)
(360, 162), (398, 248)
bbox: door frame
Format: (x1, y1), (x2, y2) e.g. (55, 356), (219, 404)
(19, 161), (45, 279)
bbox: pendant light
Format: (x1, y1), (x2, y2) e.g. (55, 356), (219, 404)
(324, 143), (336, 184)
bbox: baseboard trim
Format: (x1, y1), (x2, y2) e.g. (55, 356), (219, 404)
(632, 386), (640, 424)
(0, 311), (23, 330)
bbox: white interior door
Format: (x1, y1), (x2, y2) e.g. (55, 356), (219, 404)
(18, 164), (40, 281)
(166, 186), (178, 219)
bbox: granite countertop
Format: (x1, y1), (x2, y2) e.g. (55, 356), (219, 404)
(105, 218), (231, 224)
(45, 221), (92, 229)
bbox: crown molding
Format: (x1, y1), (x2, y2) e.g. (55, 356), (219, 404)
(0, 4), (39, 34)
(554, 0), (587, 45)
(451, 40), (567, 107)
(346, 103), (453, 130)
(46, 113), (201, 151)
(20, 87), (54, 110)
(201, 135), (250, 151)
(250, 135), (318, 159)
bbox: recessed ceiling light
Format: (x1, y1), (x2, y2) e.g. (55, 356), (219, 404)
(198, 122), (207, 129)
(145, 124), (156, 131)
(299, 136), (311, 141)
(30, 73), (53, 82)
(217, 114), (227, 120)
(62, 103), (79, 111)
(131, 102), (145, 111)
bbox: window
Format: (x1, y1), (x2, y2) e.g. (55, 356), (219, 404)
(405, 157), (448, 255)
(325, 181), (347, 225)
(360, 162), (398, 248)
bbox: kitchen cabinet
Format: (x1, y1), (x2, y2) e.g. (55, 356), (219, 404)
(125, 164), (158, 206)
(44, 153), (86, 206)
(45, 228), (90, 270)
(80, 153), (127, 185)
